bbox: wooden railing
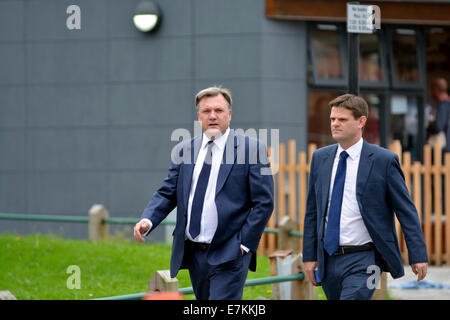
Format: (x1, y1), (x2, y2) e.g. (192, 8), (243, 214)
(259, 140), (450, 266)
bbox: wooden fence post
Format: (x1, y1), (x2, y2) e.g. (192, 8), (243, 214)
(270, 215), (314, 300)
(0, 290), (17, 300)
(445, 153), (450, 266)
(288, 140), (296, 222)
(88, 204), (109, 242)
(433, 142), (443, 265)
(424, 145), (432, 261)
(278, 216), (298, 252)
(269, 250), (293, 300)
(293, 254), (315, 300)
(269, 250), (314, 300)
(148, 270), (179, 293)
(372, 272), (387, 300)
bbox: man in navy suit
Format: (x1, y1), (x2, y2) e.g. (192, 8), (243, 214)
(133, 86), (274, 300)
(303, 94), (428, 300)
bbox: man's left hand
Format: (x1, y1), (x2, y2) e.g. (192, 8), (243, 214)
(411, 262), (428, 282)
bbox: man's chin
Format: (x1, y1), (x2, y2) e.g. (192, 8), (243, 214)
(205, 128), (223, 140)
(332, 135), (346, 144)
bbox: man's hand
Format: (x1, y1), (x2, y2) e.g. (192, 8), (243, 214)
(304, 261), (318, 286)
(411, 262), (428, 282)
(134, 220), (150, 243)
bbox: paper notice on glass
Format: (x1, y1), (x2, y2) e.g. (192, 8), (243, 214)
(347, 4), (381, 34)
(391, 95), (408, 115)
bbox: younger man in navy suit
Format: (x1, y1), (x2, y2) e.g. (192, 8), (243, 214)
(303, 94), (428, 300)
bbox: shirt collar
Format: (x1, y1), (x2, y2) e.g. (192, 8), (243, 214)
(337, 138), (363, 160)
(202, 127), (230, 151)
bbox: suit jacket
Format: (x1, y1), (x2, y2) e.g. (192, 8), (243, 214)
(141, 129), (274, 278)
(303, 140), (428, 280)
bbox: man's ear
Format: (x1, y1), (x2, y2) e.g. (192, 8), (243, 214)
(359, 116), (367, 129)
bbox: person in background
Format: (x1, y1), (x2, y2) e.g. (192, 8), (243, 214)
(427, 77), (450, 153)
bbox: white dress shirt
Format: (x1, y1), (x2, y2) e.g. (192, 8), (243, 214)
(325, 138), (373, 246)
(184, 128), (230, 243)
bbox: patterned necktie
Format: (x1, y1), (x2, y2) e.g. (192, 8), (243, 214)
(189, 140), (214, 239)
(324, 150), (349, 256)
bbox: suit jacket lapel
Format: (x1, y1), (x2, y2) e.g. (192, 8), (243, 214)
(356, 140), (375, 204)
(320, 144), (338, 218)
(216, 129), (238, 196)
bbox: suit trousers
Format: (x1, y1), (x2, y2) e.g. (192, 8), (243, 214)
(184, 242), (252, 300)
(321, 248), (381, 300)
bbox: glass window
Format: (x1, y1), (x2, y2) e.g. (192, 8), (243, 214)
(308, 92), (339, 148)
(308, 92), (382, 149)
(426, 28), (450, 107)
(311, 25), (344, 80)
(392, 29), (420, 83)
(389, 95), (419, 160)
(362, 94), (381, 145)
(359, 34), (384, 82)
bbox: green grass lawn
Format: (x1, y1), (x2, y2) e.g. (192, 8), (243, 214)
(0, 233), (393, 300)
(0, 233), (274, 300)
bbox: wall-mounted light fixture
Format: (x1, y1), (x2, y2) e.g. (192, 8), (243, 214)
(133, 1), (161, 33)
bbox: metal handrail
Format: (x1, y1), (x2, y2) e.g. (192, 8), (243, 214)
(0, 213), (89, 223)
(0, 212), (303, 237)
(93, 272), (304, 300)
(0, 213), (173, 226)
(288, 230), (303, 238)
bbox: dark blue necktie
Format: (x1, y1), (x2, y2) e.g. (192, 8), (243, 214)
(324, 150), (349, 256)
(189, 140), (214, 239)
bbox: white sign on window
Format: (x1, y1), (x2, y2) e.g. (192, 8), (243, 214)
(347, 3), (380, 34)
(391, 95), (408, 115)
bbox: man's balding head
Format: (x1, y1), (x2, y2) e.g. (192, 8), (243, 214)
(431, 78), (449, 101)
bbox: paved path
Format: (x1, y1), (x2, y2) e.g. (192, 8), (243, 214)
(387, 265), (450, 300)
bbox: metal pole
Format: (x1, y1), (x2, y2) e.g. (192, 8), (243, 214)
(348, 2), (359, 95)
(0, 212), (89, 223)
(93, 273), (305, 300)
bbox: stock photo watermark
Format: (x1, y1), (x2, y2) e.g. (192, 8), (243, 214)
(366, 265), (382, 290)
(170, 122), (279, 175)
(66, 265), (81, 290)
(66, 5), (81, 30)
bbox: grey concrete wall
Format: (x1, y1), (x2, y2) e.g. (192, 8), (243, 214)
(0, 0), (307, 239)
